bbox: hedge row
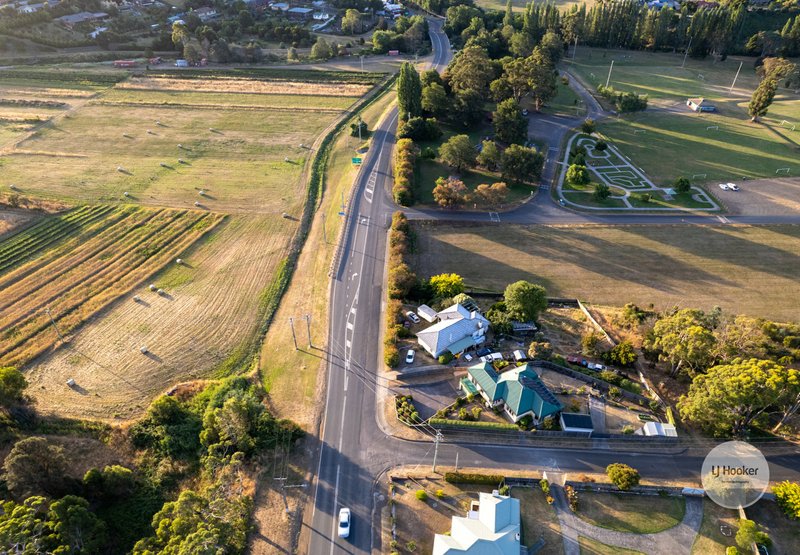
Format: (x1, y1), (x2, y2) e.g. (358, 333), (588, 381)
(384, 212), (416, 367)
(429, 418), (518, 431)
(444, 472), (505, 485)
(393, 138), (416, 206)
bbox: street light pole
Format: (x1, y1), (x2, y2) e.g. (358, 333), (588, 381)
(681, 35), (693, 69)
(729, 61), (743, 94)
(605, 60), (614, 88)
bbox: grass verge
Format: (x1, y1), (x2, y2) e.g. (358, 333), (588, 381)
(575, 492), (685, 534)
(578, 536), (645, 555)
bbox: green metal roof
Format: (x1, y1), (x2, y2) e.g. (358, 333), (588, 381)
(460, 377), (478, 396)
(468, 363), (562, 419)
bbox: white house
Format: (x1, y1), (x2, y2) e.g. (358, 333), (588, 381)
(415, 303), (489, 358)
(433, 491), (521, 555)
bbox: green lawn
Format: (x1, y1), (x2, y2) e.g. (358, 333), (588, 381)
(562, 191), (628, 208)
(626, 189), (717, 210)
(579, 536), (645, 555)
(565, 48), (800, 183)
(576, 492), (685, 534)
(410, 222), (800, 321)
(690, 499), (739, 554)
(539, 80), (588, 118)
(513, 488), (564, 555)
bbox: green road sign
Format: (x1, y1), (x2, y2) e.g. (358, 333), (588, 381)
(352, 157), (362, 165)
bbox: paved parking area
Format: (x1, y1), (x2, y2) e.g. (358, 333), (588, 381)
(393, 376), (458, 420)
(716, 176), (800, 215)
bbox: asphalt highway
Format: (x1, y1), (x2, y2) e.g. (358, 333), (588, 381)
(306, 21), (800, 555)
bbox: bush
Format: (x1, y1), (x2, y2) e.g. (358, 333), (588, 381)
(393, 138), (417, 206)
(773, 481), (800, 520)
(540, 478), (550, 494)
(471, 407), (482, 420)
(726, 548), (740, 555)
(498, 484), (510, 495)
(594, 183), (611, 200)
(430, 418), (518, 431)
(415, 489), (428, 501)
(435, 489), (445, 498)
(458, 408), (469, 421)
(438, 352), (454, 364)
(736, 519), (770, 550)
(637, 192), (652, 203)
(566, 164), (590, 186)
(606, 463), (640, 490)
(594, 140), (608, 152)
(673, 177), (691, 194)
(397, 117), (442, 141)
(444, 472), (504, 485)
(581, 118), (596, 134)
(384, 344), (400, 368)
(621, 425), (634, 434)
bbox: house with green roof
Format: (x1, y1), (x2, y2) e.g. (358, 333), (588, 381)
(463, 362), (562, 423)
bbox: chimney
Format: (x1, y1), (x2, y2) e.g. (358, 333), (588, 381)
(470, 310), (477, 319)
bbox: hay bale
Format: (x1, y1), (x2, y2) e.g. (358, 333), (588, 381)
(157, 288), (165, 295)
(149, 284), (157, 291)
(123, 191), (130, 197)
(176, 258), (183, 265)
(140, 346), (148, 354)
(66, 378), (76, 387)
(133, 295), (141, 302)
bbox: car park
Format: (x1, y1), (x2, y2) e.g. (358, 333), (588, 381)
(405, 349), (415, 364)
(338, 508), (351, 538)
(406, 311), (420, 324)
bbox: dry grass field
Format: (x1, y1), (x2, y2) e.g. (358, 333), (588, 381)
(0, 210), (35, 237)
(0, 66), (384, 419)
(0, 205), (224, 368)
(411, 222), (800, 321)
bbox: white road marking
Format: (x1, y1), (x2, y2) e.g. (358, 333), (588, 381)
(346, 322), (354, 330)
(717, 215), (730, 223)
(330, 464), (341, 555)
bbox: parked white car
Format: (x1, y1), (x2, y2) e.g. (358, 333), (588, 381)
(728, 183), (740, 191)
(338, 508), (351, 538)
(405, 349), (415, 364)
(480, 352), (504, 363)
(718, 183), (729, 190)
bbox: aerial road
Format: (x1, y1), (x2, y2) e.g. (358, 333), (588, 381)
(306, 19), (800, 555)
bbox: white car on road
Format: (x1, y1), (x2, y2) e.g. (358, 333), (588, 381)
(338, 508), (351, 538)
(405, 349), (416, 364)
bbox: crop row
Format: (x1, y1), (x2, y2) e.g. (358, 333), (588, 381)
(0, 205), (116, 275)
(0, 207), (224, 367)
(0, 69), (125, 87)
(145, 68), (387, 85)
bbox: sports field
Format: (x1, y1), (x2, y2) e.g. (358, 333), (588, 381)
(0, 65), (383, 419)
(411, 222), (800, 322)
(566, 49), (800, 184)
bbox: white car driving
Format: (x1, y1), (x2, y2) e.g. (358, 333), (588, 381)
(338, 508), (351, 538)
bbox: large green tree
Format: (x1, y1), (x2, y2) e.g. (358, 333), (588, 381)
(493, 98), (528, 145)
(678, 358), (787, 436)
(645, 309), (717, 377)
(341, 9), (362, 35)
(504, 280), (547, 322)
(748, 77), (777, 123)
(3, 437), (70, 498)
(429, 273), (465, 298)
(773, 481), (800, 520)
(432, 177), (469, 208)
(445, 45), (495, 96)
(398, 62), (423, 119)
(501, 144), (544, 184)
(529, 46), (558, 111)
(0, 366), (26, 406)
(421, 82), (448, 116)
(439, 134), (477, 172)
(606, 463), (640, 490)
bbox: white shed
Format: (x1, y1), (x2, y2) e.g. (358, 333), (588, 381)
(635, 421), (678, 437)
(417, 304), (438, 323)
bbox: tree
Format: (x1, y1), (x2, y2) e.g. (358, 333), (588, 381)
(445, 45), (495, 95)
(238, 9), (254, 31)
(171, 21), (188, 47)
(540, 31), (564, 64)
(713, 315), (769, 364)
(487, 307), (513, 335)
(341, 9), (362, 35)
(439, 134), (476, 172)
(474, 182), (509, 207)
(0, 366), (26, 406)
(581, 118), (596, 134)
(748, 78), (778, 123)
(607, 341), (637, 367)
(582, 332), (602, 357)
(593, 183), (610, 200)
(397, 117), (441, 141)
(735, 519), (770, 550)
(774, 481), (800, 520)
(504, 280), (547, 322)
(678, 359), (786, 436)
(769, 364), (800, 433)
(372, 30), (393, 53)
(501, 144), (544, 185)
(528, 46), (557, 111)
(428, 273), (464, 298)
(421, 83), (448, 116)
(606, 463), (640, 490)
(566, 164), (590, 186)
(509, 31), (535, 58)
(48, 495), (108, 554)
(453, 89), (485, 126)
(433, 177), (468, 208)
(398, 62), (423, 119)
(646, 309), (717, 377)
(673, 177), (691, 194)
(4, 437), (69, 498)
(528, 341), (553, 360)
(493, 98), (527, 145)
(477, 140), (501, 170)
(311, 37), (333, 60)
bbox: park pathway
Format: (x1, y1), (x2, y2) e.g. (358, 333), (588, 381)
(551, 485), (704, 555)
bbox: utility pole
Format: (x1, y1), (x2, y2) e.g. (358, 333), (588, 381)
(729, 61), (743, 94)
(288, 317), (298, 350)
(45, 307), (64, 341)
(455, 451), (459, 472)
(432, 431), (443, 473)
(605, 60), (614, 88)
(357, 116), (362, 142)
(304, 314), (312, 348)
(572, 35), (578, 60)
(681, 36), (693, 69)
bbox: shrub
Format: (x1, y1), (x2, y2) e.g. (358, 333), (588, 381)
(621, 425), (634, 434)
(393, 138), (416, 206)
(397, 117), (442, 141)
(415, 490), (428, 501)
(444, 472), (504, 485)
(566, 485), (579, 511)
(608, 386), (621, 399)
(736, 519), (770, 550)
(458, 408), (470, 421)
(471, 407), (482, 420)
(594, 140), (608, 152)
(594, 183), (611, 200)
(581, 118), (596, 134)
(566, 164), (590, 186)
(435, 489), (445, 498)
(406, 540), (417, 552)
(384, 344), (400, 368)
(498, 484), (510, 495)
(726, 548), (740, 555)
(673, 177), (691, 194)
(438, 352), (454, 364)
(581, 332), (601, 356)
(773, 481), (800, 519)
(540, 478), (550, 494)
(606, 463), (640, 490)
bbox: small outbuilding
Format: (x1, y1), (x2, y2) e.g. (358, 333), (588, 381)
(687, 97), (717, 112)
(560, 413), (594, 435)
(635, 421), (678, 437)
(416, 304), (438, 323)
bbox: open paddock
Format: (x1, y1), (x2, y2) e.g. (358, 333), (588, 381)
(411, 222), (800, 321)
(0, 205), (224, 368)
